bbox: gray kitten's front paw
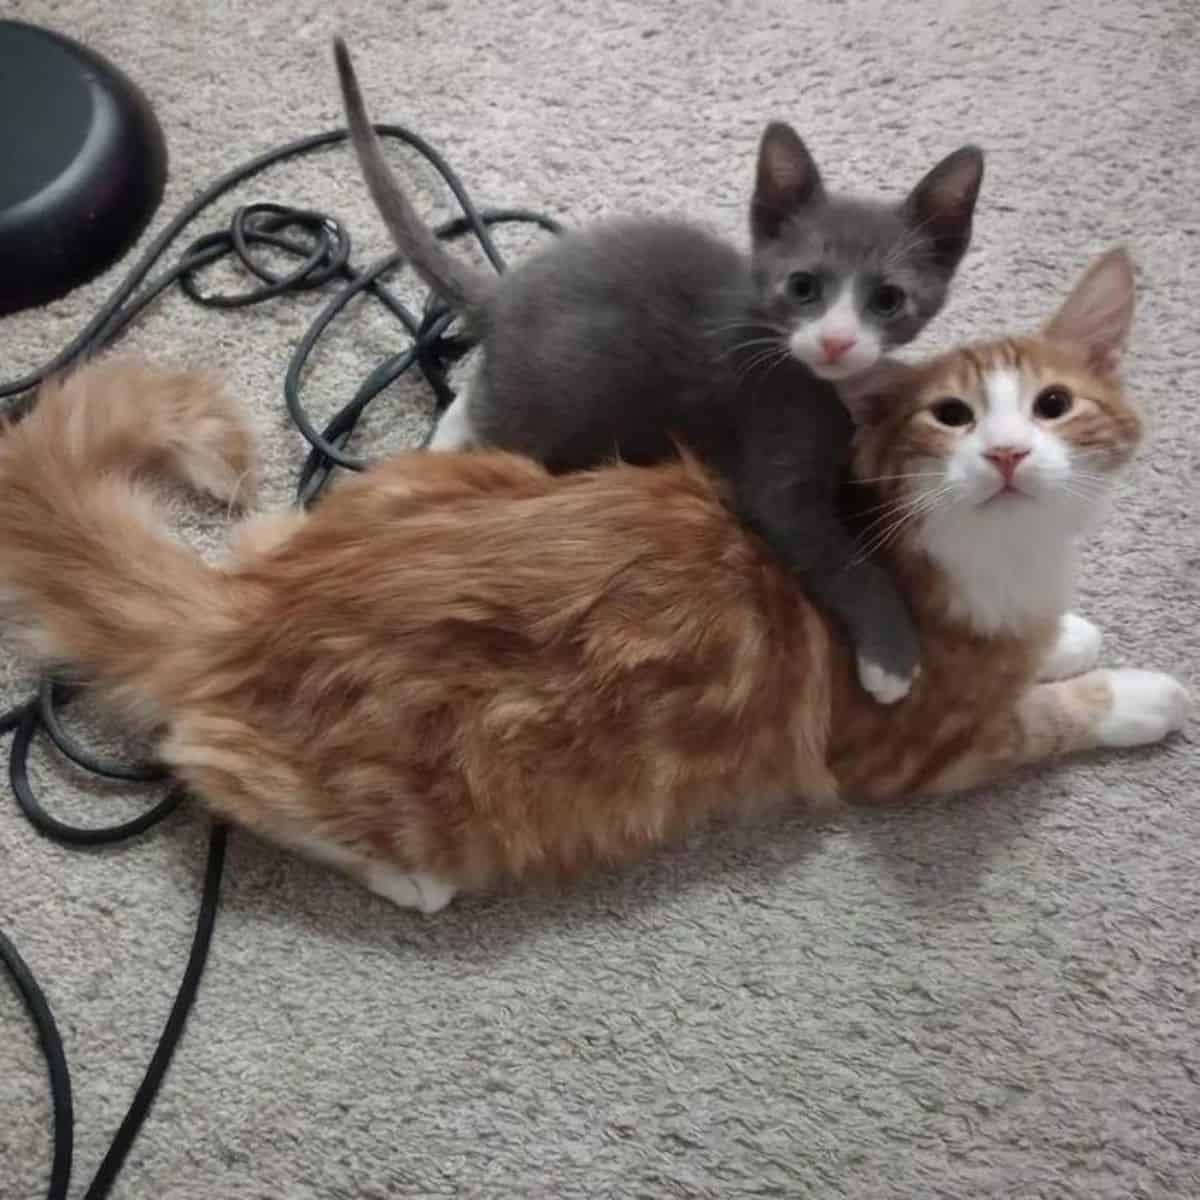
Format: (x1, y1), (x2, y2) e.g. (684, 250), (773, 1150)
(857, 655), (918, 704)
(855, 620), (921, 705)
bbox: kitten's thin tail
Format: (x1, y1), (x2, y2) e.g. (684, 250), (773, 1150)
(0, 359), (256, 714)
(333, 36), (496, 318)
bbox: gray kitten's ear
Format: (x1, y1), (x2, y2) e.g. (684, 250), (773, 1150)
(1043, 247), (1136, 374)
(903, 146), (984, 273)
(838, 358), (916, 426)
(751, 122), (824, 242)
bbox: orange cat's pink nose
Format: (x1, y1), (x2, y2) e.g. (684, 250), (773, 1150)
(985, 447), (1030, 483)
(820, 334), (856, 363)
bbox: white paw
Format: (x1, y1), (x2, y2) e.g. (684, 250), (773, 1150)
(411, 873), (458, 914)
(1095, 669), (1191, 747)
(857, 656), (915, 705)
(427, 391), (475, 452)
(1039, 613), (1102, 681)
(366, 863), (458, 914)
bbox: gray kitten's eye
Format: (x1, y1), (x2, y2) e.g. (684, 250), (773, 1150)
(931, 398), (974, 427)
(1033, 386), (1073, 420)
(869, 283), (906, 317)
(786, 271), (821, 303)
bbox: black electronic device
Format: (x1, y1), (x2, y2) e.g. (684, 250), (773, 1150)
(0, 19), (167, 316)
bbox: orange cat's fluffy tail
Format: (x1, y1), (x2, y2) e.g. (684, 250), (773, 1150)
(0, 359), (257, 716)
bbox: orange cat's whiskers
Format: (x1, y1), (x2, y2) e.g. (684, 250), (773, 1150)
(1057, 481), (1112, 507)
(850, 483), (956, 567)
(1058, 461), (1115, 495)
(1060, 467), (1111, 487)
(1066, 467), (1120, 489)
(850, 471), (944, 486)
(1068, 451), (1121, 471)
(856, 479), (955, 526)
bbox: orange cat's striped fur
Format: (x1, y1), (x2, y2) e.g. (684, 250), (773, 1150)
(0, 249), (1188, 912)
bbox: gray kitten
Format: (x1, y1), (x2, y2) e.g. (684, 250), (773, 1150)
(334, 38), (984, 703)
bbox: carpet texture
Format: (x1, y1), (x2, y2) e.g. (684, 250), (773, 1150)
(2, 1), (1197, 1197)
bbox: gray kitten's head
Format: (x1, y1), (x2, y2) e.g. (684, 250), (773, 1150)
(749, 123), (984, 382)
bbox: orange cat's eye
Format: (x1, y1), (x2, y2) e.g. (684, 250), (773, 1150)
(1033, 386), (1073, 420)
(930, 398), (974, 428)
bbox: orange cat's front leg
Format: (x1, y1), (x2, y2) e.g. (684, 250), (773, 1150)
(1037, 613), (1104, 681)
(925, 668), (1190, 795)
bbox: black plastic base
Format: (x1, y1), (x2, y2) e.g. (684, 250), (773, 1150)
(0, 20), (167, 316)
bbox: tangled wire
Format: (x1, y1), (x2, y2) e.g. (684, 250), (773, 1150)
(0, 122), (562, 1200)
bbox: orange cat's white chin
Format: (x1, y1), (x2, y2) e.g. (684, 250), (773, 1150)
(917, 487), (1090, 634)
(966, 482), (1094, 527)
(979, 484), (1034, 507)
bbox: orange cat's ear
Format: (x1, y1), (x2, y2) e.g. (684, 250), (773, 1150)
(1043, 247), (1136, 374)
(840, 358), (917, 426)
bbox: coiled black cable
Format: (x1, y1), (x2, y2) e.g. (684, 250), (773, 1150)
(0, 123), (562, 1200)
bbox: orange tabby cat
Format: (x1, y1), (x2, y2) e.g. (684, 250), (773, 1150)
(0, 248), (1187, 912)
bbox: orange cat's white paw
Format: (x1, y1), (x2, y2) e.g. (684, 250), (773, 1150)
(857, 656), (915, 705)
(1040, 613), (1102, 681)
(365, 863), (457, 914)
(1096, 669), (1191, 747)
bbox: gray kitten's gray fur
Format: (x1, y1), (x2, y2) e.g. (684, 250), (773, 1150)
(333, 37), (984, 703)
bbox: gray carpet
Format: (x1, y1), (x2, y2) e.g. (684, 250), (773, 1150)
(2, 1), (1197, 1196)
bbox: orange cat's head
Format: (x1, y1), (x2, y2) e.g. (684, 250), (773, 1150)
(847, 249), (1143, 631)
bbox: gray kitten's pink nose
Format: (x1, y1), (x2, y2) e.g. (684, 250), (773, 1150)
(820, 334), (856, 363)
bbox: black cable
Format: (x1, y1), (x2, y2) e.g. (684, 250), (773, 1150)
(0, 122), (558, 410)
(11, 699), (182, 846)
(0, 122), (562, 1200)
(38, 680), (167, 784)
(0, 927), (73, 1200)
(81, 825), (228, 1200)
(0, 833), (225, 1200)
